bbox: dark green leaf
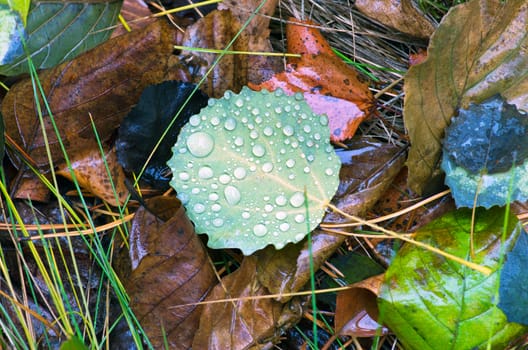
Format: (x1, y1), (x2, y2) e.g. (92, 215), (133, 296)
(0, 0), (122, 76)
(499, 230), (528, 325)
(378, 207), (527, 350)
(116, 81), (209, 189)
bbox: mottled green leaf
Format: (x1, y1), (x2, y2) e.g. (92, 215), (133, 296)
(167, 87), (341, 255)
(499, 229), (528, 325)
(0, 0), (122, 76)
(378, 207), (527, 350)
(404, 0), (528, 194)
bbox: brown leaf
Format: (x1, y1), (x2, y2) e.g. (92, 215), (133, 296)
(354, 0), (435, 39)
(2, 19), (177, 200)
(404, 0), (528, 194)
(125, 196), (216, 349)
(111, 0), (156, 37)
(192, 256), (302, 349)
(179, 10), (249, 97)
(335, 274), (389, 337)
(249, 18), (374, 142)
(56, 146), (128, 206)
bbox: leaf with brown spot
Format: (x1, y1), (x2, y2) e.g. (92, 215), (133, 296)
(249, 18), (374, 142)
(354, 0), (435, 39)
(2, 19), (177, 200)
(404, 0), (528, 194)
(125, 196), (216, 350)
(56, 146), (128, 205)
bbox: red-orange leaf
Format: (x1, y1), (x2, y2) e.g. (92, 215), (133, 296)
(249, 17), (374, 142)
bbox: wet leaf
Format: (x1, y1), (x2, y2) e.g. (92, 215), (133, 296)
(2, 20), (176, 200)
(0, 0), (122, 76)
(354, 0), (435, 39)
(116, 81), (209, 189)
(249, 18), (374, 142)
(499, 229), (528, 325)
(192, 256), (302, 349)
(167, 87), (341, 255)
(378, 207), (528, 350)
(404, 0), (528, 194)
(179, 10), (249, 98)
(0, 0), (30, 24)
(57, 146), (128, 205)
(256, 138), (406, 297)
(442, 95), (528, 208)
(125, 196), (216, 350)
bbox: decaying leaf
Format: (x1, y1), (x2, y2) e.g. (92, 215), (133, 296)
(2, 19), (177, 201)
(192, 256), (302, 349)
(354, 0), (435, 39)
(125, 196), (216, 350)
(111, 0), (156, 37)
(249, 18), (374, 142)
(404, 0), (528, 194)
(0, 0), (122, 76)
(57, 146), (128, 206)
(378, 207), (527, 349)
(179, 10), (249, 98)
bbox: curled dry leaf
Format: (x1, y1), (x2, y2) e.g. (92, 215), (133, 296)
(404, 0), (528, 194)
(249, 18), (374, 142)
(179, 10), (249, 98)
(125, 196), (216, 350)
(56, 146), (128, 206)
(193, 256), (303, 350)
(354, 0), (435, 39)
(2, 20), (176, 201)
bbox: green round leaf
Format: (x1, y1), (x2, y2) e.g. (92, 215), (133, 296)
(167, 87), (341, 255)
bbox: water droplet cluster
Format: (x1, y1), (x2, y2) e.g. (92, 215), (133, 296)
(167, 87), (341, 255)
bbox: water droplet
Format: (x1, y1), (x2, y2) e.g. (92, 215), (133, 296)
(209, 193), (219, 201)
(314, 133), (321, 141)
(252, 144), (265, 157)
(291, 141), (299, 148)
(320, 115), (329, 126)
(262, 162), (273, 173)
(224, 185), (241, 205)
(294, 93), (304, 101)
(282, 125), (294, 136)
(279, 223), (290, 231)
(178, 172), (190, 181)
(193, 203), (205, 214)
(211, 203), (222, 212)
(191, 187), (200, 194)
(263, 126), (273, 136)
(213, 218), (224, 227)
(275, 106), (282, 114)
(297, 135), (305, 142)
(288, 174), (295, 180)
(250, 130), (259, 139)
(219, 174), (231, 184)
(275, 242), (285, 249)
(290, 192), (305, 208)
(186, 132), (214, 158)
(198, 166), (214, 179)
(242, 211), (251, 219)
(306, 154), (315, 162)
(286, 159), (295, 168)
(275, 211), (287, 220)
(235, 98), (244, 107)
(234, 136), (244, 146)
(295, 214), (305, 223)
(304, 167), (311, 173)
(306, 140), (314, 147)
(234, 167), (247, 179)
(284, 105), (291, 112)
(274, 89), (284, 97)
(275, 195), (287, 206)
(189, 115), (201, 126)
(178, 193), (189, 204)
(210, 116), (220, 126)
(264, 204), (274, 212)
(211, 183), (218, 190)
(325, 168), (334, 176)
(295, 233), (305, 241)
(303, 125), (311, 133)
(251, 108), (260, 116)
(255, 116), (263, 124)
(253, 224), (267, 237)
(224, 118), (237, 130)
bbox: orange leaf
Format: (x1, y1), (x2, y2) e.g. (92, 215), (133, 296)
(249, 18), (374, 142)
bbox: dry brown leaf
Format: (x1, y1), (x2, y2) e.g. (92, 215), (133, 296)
(192, 256), (302, 350)
(111, 0), (156, 37)
(125, 196), (216, 349)
(354, 0), (435, 39)
(179, 10), (249, 97)
(2, 20), (177, 201)
(56, 146), (128, 206)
